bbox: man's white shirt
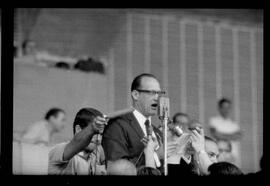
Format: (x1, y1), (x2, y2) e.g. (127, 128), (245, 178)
(133, 109), (161, 167)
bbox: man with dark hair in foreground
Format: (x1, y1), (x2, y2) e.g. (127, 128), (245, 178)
(208, 162), (243, 176)
(48, 108), (107, 175)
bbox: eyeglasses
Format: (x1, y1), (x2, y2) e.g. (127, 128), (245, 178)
(136, 89), (166, 96)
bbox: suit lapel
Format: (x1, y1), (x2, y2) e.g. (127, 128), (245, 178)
(125, 112), (163, 144)
(126, 112), (145, 140)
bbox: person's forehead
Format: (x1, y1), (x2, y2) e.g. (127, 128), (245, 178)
(58, 111), (65, 116)
(140, 77), (160, 89)
(56, 112), (66, 119)
(205, 140), (219, 153)
(176, 115), (188, 121)
(218, 141), (229, 149)
(221, 102), (231, 108)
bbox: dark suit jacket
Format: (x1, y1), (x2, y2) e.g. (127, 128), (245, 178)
(101, 112), (163, 168)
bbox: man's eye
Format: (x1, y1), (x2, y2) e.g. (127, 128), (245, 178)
(208, 153), (215, 157)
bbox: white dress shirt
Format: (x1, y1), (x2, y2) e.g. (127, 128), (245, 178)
(133, 109), (161, 167)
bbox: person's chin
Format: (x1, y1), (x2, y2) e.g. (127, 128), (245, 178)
(85, 148), (95, 153)
(149, 107), (158, 114)
(148, 110), (157, 116)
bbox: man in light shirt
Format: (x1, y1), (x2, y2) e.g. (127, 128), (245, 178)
(102, 73), (164, 174)
(21, 108), (67, 145)
(48, 108), (107, 175)
(209, 98), (242, 167)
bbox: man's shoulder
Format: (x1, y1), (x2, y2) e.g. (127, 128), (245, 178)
(209, 116), (222, 126)
(29, 120), (46, 127)
(209, 116), (221, 122)
(103, 112), (135, 136)
(108, 112), (134, 125)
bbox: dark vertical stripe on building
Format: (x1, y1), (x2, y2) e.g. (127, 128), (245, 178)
(185, 23), (199, 120)
(150, 19), (163, 84)
(238, 30), (253, 172)
(203, 24), (217, 136)
(168, 20), (181, 116)
(114, 17), (128, 110)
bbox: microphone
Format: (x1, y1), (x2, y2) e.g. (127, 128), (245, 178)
(158, 96), (170, 174)
(158, 97), (170, 120)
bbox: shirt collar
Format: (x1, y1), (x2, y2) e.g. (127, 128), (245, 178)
(181, 154), (192, 164)
(78, 151), (92, 161)
(133, 109), (151, 126)
(218, 115), (232, 122)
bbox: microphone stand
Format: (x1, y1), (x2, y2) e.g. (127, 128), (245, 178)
(160, 108), (169, 176)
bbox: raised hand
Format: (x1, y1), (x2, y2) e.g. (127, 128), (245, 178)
(141, 136), (159, 153)
(190, 127), (205, 153)
(92, 116), (107, 134)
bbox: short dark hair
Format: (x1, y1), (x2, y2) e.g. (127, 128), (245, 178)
(208, 162), (243, 176)
(131, 73), (158, 92)
(137, 166), (161, 176)
(45, 108), (65, 120)
(172, 112), (189, 123)
(73, 108), (103, 134)
(218, 97), (232, 108)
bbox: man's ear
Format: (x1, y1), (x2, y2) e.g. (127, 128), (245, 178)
(75, 125), (82, 134)
(131, 90), (139, 101)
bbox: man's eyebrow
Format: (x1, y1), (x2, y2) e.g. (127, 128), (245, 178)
(208, 152), (217, 156)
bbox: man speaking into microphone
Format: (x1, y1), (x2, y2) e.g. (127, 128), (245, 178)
(102, 73), (165, 173)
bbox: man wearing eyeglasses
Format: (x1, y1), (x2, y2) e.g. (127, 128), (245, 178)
(102, 73), (165, 174)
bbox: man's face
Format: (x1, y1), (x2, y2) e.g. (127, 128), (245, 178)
(219, 102), (231, 118)
(217, 140), (232, 161)
(133, 77), (161, 117)
(74, 125), (100, 153)
(174, 115), (189, 129)
(205, 140), (219, 163)
(25, 41), (36, 55)
(51, 112), (67, 132)
(85, 134), (101, 152)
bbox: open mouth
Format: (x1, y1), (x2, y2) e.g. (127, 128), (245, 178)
(151, 103), (158, 109)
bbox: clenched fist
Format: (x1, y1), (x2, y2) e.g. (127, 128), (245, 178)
(92, 116), (107, 134)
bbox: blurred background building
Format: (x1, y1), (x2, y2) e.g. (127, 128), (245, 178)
(13, 8), (263, 174)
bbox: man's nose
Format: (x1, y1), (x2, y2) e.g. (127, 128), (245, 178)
(212, 158), (218, 163)
(153, 93), (159, 100)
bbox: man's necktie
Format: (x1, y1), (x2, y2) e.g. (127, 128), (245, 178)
(144, 119), (161, 167)
(145, 119), (152, 136)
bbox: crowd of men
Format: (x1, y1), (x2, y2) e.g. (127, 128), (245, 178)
(21, 73), (263, 176)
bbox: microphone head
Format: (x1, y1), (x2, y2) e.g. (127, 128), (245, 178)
(158, 97), (170, 119)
